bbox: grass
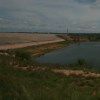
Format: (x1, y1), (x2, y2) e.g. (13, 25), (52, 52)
(0, 65), (100, 100)
(0, 41), (100, 99)
(12, 41), (72, 57)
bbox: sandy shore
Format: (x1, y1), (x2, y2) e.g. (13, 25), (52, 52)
(0, 33), (64, 50)
(0, 39), (64, 50)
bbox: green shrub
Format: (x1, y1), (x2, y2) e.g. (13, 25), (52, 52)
(14, 50), (32, 62)
(77, 58), (86, 65)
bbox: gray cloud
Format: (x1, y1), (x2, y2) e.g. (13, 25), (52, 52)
(0, 0), (100, 32)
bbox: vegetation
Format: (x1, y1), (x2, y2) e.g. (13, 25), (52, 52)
(12, 41), (71, 57)
(77, 58), (86, 65)
(68, 33), (100, 41)
(0, 41), (100, 99)
(15, 50), (31, 60)
(0, 65), (100, 100)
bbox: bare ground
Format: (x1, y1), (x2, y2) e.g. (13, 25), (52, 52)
(53, 69), (100, 77)
(14, 65), (100, 78)
(0, 33), (64, 50)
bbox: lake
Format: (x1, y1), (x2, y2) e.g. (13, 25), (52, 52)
(36, 42), (100, 67)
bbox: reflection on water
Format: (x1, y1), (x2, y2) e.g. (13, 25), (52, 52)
(36, 42), (100, 67)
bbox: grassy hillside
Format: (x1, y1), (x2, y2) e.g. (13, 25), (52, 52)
(0, 41), (100, 100)
(0, 65), (100, 100)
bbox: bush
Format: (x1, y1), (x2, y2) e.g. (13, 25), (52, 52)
(14, 50), (32, 62)
(78, 58), (86, 65)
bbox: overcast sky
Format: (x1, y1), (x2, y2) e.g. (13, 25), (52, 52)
(0, 0), (100, 33)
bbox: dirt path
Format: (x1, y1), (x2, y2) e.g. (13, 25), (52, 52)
(0, 39), (64, 50)
(53, 69), (100, 77)
(15, 66), (100, 78)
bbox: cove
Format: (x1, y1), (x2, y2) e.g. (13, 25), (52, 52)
(35, 42), (100, 67)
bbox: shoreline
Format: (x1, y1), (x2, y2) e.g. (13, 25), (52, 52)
(0, 40), (64, 50)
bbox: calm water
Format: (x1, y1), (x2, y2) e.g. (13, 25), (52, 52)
(36, 42), (100, 67)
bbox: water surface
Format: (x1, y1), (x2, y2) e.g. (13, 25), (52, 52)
(36, 42), (100, 67)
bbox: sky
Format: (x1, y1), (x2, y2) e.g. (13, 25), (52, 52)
(0, 0), (100, 33)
